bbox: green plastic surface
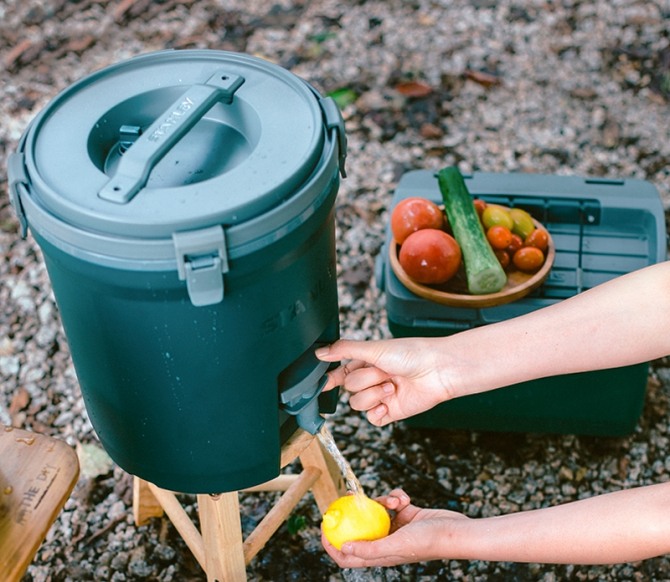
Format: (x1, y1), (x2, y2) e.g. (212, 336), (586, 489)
(35, 195), (339, 492)
(10, 50), (346, 493)
(390, 322), (648, 437)
(380, 170), (665, 436)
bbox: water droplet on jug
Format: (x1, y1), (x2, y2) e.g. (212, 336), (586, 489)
(15, 436), (36, 446)
(4, 486), (12, 495)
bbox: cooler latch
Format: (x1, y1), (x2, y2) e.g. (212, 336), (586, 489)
(173, 225), (229, 307)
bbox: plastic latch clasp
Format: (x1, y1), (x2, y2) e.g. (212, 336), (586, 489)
(172, 225), (229, 307)
(7, 152), (29, 238)
(320, 96), (348, 179)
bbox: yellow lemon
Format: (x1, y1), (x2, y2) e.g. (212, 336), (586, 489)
(322, 494), (391, 550)
(509, 208), (536, 239)
(482, 205), (514, 231)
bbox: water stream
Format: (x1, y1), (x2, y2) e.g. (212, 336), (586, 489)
(318, 424), (387, 581)
(317, 424), (363, 496)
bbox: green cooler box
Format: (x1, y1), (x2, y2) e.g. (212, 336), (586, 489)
(377, 170), (667, 436)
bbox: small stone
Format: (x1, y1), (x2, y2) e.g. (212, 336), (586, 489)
(153, 544), (177, 563)
(128, 558), (153, 578)
(76, 442), (114, 479)
(0, 355), (20, 376)
(110, 552), (129, 571)
(558, 466), (574, 481)
(0, 337), (14, 356)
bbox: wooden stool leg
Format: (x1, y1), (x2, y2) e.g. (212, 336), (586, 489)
(197, 492), (246, 582)
(147, 484), (206, 568)
(298, 437), (346, 513)
(243, 466), (321, 563)
(133, 477), (164, 526)
(129, 430), (345, 581)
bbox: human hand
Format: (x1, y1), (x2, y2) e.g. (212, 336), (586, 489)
(315, 338), (452, 426)
(321, 489), (469, 568)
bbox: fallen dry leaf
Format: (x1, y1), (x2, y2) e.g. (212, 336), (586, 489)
(9, 386), (30, 416)
(464, 69), (502, 87)
(395, 80), (433, 98)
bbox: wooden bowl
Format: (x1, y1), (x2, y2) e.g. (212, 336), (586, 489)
(389, 213), (555, 308)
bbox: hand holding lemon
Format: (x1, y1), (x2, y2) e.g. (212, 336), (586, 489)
(321, 493), (391, 550)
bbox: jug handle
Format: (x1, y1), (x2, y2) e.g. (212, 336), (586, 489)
(98, 71), (244, 204)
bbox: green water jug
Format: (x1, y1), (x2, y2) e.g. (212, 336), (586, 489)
(8, 50), (347, 493)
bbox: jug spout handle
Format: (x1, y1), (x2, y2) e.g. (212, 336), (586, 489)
(295, 401), (326, 435)
(280, 360), (330, 435)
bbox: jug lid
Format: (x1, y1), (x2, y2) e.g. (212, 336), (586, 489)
(13, 50), (341, 238)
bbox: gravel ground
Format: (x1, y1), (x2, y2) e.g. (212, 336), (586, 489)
(2, 0), (670, 580)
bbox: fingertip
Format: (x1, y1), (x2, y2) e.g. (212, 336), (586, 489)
(370, 403), (388, 421)
(394, 493), (410, 507)
(320, 372), (337, 392)
(382, 496), (401, 510)
(316, 340), (347, 362)
(315, 345), (331, 359)
(388, 487), (407, 496)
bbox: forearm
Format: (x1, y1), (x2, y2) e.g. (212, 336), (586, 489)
(444, 262), (670, 398)
(444, 481), (670, 564)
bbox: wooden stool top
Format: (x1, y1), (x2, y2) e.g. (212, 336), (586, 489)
(0, 424), (80, 582)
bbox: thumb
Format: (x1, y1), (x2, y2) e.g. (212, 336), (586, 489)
(315, 339), (388, 365)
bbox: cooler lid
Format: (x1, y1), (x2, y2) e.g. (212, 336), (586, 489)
(17, 50), (332, 238)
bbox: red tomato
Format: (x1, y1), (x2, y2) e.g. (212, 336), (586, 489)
(486, 225), (513, 250)
(524, 228), (549, 252)
(473, 199), (487, 217)
(506, 233), (523, 255)
(494, 249), (511, 270)
(391, 197), (445, 244)
(513, 247), (545, 272)
(399, 229), (462, 285)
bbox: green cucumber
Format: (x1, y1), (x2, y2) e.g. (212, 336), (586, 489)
(437, 166), (507, 295)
